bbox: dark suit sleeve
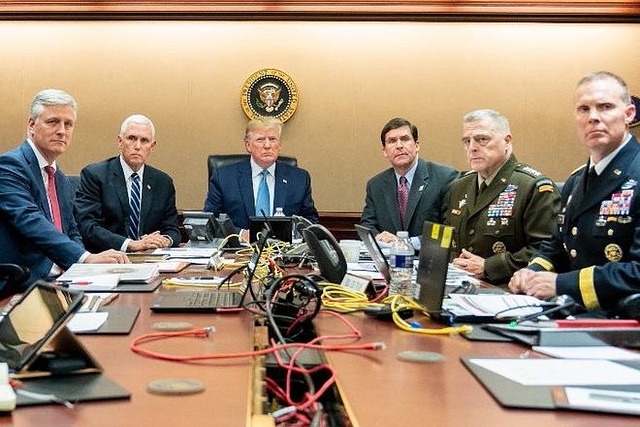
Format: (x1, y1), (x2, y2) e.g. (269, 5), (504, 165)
(204, 169), (224, 215)
(438, 168), (460, 223)
(75, 165), (128, 252)
(297, 169), (319, 223)
(0, 155), (85, 269)
(154, 175), (181, 247)
(360, 179), (383, 235)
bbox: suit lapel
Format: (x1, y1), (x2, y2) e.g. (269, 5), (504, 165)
(273, 162), (288, 212)
(238, 161), (255, 218)
(109, 159), (129, 215)
(382, 170), (403, 231)
(140, 168), (154, 230)
(405, 160), (428, 226)
(21, 142), (51, 221)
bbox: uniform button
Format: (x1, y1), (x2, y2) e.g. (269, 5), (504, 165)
(571, 227), (578, 236)
(607, 229), (614, 236)
(570, 249), (577, 258)
(494, 230), (500, 235)
(469, 229), (475, 235)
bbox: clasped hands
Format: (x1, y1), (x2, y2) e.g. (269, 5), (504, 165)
(127, 231), (172, 252)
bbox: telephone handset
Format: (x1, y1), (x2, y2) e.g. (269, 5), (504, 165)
(302, 224), (347, 284)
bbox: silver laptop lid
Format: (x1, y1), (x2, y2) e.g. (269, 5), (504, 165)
(354, 224), (391, 284)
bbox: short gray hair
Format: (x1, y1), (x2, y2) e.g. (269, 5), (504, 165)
(29, 89), (77, 121)
(119, 114), (155, 139)
(463, 109), (510, 134)
(576, 71), (631, 105)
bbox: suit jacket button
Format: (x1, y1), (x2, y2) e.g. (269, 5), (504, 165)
(571, 227), (578, 236)
(469, 229), (475, 235)
(570, 249), (577, 258)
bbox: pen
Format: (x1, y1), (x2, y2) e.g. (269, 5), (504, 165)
(55, 280), (93, 286)
(589, 392), (640, 404)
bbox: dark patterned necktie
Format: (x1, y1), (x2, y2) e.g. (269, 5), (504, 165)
(479, 181), (488, 194)
(398, 176), (409, 227)
(128, 172), (141, 239)
(44, 166), (62, 231)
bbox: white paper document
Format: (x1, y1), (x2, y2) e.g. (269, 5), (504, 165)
(469, 358), (640, 386)
(68, 312), (109, 332)
(533, 346), (640, 360)
(58, 263), (159, 283)
(448, 294), (547, 318)
(562, 387), (640, 415)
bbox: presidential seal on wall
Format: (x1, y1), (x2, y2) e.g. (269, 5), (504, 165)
(241, 69), (299, 122)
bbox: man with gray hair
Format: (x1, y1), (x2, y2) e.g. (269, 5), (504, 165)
(445, 109), (560, 285)
(75, 114), (180, 252)
(0, 89), (129, 294)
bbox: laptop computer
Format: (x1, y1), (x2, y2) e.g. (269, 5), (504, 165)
(354, 224), (391, 285)
(149, 230), (269, 313)
(415, 221), (510, 324)
(249, 216), (293, 243)
(0, 281), (85, 372)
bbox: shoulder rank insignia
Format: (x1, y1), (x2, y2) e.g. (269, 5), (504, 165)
(517, 164), (541, 178)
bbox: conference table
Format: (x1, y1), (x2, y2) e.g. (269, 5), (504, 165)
(1, 264), (639, 426)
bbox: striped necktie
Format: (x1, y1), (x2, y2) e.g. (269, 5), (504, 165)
(128, 172), (141, 239)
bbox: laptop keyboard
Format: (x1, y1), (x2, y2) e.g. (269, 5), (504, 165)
(184, 291), (237, 308)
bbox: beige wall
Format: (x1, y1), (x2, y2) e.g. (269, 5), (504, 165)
(0, 21), (638, 211)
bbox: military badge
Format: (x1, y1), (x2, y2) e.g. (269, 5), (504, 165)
(241, 68), (299, 122)
(492, 241), (506, 254)
(621, 179), (638, 190)
(604, 243), (623, 262)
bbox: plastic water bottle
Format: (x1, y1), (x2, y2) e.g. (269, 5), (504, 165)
(274, 207), (285, 217)
(389, 231), (414, 297)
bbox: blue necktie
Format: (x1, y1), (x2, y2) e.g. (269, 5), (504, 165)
(128, 172), (141, 239)
(255, 170), (270, 216)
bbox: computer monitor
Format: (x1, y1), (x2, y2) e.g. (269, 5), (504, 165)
(182, 211), (215, 243)
(249, 216), (293, 243)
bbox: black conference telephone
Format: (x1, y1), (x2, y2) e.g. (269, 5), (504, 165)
(213, 213), (242, 248)
(302, 224), (347, 284)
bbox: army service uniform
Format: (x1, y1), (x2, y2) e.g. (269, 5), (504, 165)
(445, 155), (560, 285)
(529, 136), (640, 311)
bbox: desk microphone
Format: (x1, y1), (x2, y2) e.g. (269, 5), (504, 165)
(514, 295), (576, 323)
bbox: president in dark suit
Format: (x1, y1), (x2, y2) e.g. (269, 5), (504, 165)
(204, 117), (318, 234)
(510, 71), (640, 312)
(75, 115), (180, 253)
(0, 89), (127, 293)
(360, 117), (458, 249)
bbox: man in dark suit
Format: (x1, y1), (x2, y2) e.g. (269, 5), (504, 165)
(510, 71), (640, 312)
(445, 109), (560, 285)
(75, 114), (180, 253)
(0, 89), (128, 293)
(203, 117), (318, 237)
(360, 117), (458, 249)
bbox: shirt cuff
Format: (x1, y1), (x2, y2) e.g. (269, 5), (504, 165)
(120, 239), (131, 252)
(78, 251), (91, 263)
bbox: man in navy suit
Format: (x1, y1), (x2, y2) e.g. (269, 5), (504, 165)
(360, 117), (458, 250)
(510, 71), (640, 312)
(75, 114), (180, 253)
(204, 117), (318, 238)
(0, 89), (128, 293)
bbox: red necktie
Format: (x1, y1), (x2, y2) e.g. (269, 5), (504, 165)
(44, 166), (63, 231)
(398, 176), (409, 227)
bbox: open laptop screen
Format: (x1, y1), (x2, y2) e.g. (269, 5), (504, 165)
(0, 282), (83, 371)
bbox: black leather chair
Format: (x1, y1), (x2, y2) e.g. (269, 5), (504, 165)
(207, 154), (297, 181)
(0, 263), (29, 299)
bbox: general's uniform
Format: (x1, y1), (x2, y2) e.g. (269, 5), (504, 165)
(529, 136), (640, 311)
(446, 155), (560, 285)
